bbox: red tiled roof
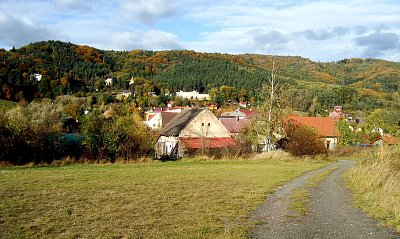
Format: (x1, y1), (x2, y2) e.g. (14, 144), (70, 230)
(179, 137), (238, 149)
(220, 118), (251, 133)
(372, 135), (398, 145)
(147, 114), (155, 121)
(240, 109), (258, 119)
(286, 115), (338, 137)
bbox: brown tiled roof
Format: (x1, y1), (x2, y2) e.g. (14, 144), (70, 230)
(220, 118), (251, 133)
(179, 137), (238, 149)
(287, 115), (339, 137)
(161, 112), (179, 128)
(160, 108), (203, 136)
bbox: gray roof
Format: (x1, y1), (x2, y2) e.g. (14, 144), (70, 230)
(160, 108), (204, 136)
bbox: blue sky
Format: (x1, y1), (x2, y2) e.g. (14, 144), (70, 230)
(0, 0), (399, 62)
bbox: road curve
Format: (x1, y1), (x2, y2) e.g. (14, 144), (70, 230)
(250, 160), (400, 239)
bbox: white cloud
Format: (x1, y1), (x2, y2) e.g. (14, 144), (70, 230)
(110, 30), (184, 50)
(0, 9), (57, 48)
(185, 0), (400, 61)
(122, 0), (181, 24)
(355, 30), (400, 58)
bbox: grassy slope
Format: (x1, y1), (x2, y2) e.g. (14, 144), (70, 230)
(0, 159), (327, 238)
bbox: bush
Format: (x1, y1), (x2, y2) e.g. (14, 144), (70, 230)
(284, 124), (327, 156)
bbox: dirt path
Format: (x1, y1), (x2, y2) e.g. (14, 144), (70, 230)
(250, 160), (400, 239)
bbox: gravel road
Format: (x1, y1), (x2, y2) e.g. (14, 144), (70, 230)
(250, 160), (400, 239)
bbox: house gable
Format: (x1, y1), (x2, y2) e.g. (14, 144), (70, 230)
(145, 113), (162, 129)
(180, 109), (231, 138)
(160, 108), (203, 136)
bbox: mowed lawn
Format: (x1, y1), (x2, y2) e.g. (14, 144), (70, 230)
(0, 159), (327, 238)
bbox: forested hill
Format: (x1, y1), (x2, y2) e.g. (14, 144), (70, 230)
(1, 40), (400, 111)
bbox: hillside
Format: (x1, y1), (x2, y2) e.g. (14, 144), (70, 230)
(1, 40), (400, 112)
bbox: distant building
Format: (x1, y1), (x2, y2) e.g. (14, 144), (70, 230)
(31, 73), (42, 82)
(129, 77), (135, 85)
(144, 108), (182, 130)
(329, 106), (344, 121)
(207, 103), (219, 111)
(219, 118), (251, 136)
(239, 101), (249, 108)
(287, 115), (339, 150)
(371, 135), (398, 146)
(155, 108), (236, 158)
(221, 108), (258, 120)
(176, 90), (209, 100)
(105, 78), (113, 86)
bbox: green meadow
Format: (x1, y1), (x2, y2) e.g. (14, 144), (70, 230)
(0, 159), (327, 238)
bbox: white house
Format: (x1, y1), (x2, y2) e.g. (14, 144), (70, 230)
(31, 73), (42, 82)
(145, 113), (162, 129)
(176, 90), (210, 100)
(105, 78), (113, 86)
(144, 108), (182, 130)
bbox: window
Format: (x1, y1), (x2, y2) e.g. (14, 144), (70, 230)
(208, 123), (210, 126)
(201, 123), (204, 126)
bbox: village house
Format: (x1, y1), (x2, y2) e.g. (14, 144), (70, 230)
(31, 73), (42, 82)
(287, 115), (339, 150)
(371, 135), (398, 146)
(105, 78), (113, 86)
(239, 101), (248, 108)
(329, 106), (345, 121)
(144, 108), (181, 130)
(219, 118), (251, 137)
(156, 108), (237, 158)
(220, 108), (258, 120)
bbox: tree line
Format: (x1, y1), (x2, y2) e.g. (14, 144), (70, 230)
(0, 96), (154, 165)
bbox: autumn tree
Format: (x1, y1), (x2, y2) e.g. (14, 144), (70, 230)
(244, 60), (285, 151)
(284, 122), (327, 156)
(337, 118), (353, 145)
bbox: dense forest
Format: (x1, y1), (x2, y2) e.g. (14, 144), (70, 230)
(1, 40), (400, 113)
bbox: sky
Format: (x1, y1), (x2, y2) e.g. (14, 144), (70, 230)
(0, 0), (399, 62)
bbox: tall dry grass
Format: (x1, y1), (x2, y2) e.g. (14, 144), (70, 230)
(345, 145), (400, 232)
(329, 146), (375, 160)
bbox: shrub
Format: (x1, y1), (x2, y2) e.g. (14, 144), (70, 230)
(284, 124), (327, 156)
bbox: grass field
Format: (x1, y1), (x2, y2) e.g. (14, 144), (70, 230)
(0, 159), (328, 238)
(345, 146), (400, 233)
(0, 99), (17, 111)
